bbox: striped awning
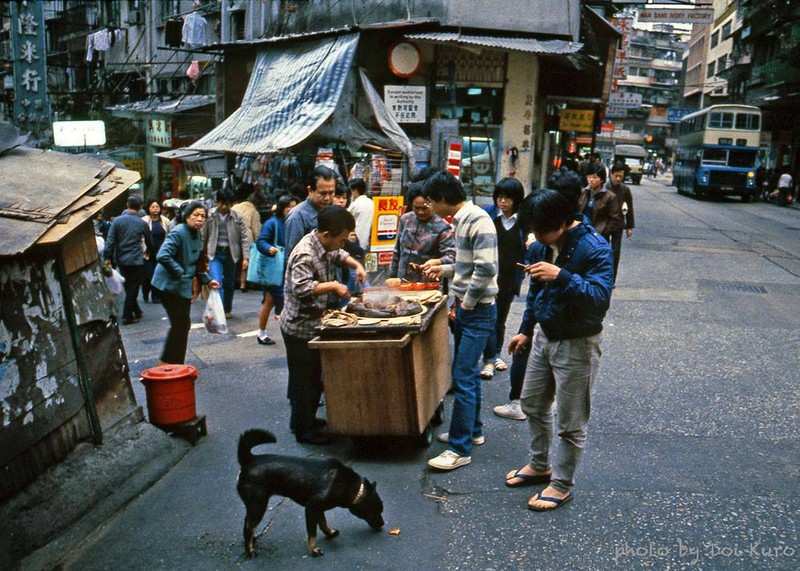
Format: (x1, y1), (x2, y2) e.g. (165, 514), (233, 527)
(190, 33), (360, 155)
(405, 32), (581, 55)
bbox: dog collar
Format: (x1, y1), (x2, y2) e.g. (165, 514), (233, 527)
(351, 480), (366, 506)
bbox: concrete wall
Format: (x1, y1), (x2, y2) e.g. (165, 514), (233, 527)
(256, 0), (578, 40)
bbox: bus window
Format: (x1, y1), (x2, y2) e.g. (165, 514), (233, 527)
(708, 112), (734, 129)
(702, 148), (727, 165)
(735, 113), (760, 131)
(728, 149), (758, 168)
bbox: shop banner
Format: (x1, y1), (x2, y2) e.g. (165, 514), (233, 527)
(10, 1), (51, 139)
(371, 195), (404, 252)
(559, 109), (595, 133)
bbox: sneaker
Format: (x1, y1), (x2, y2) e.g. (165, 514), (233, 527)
(257, 335), (276, 345)
(428, 450), (471, 471)
(493, 399), (526, 420)
(437, 432), (485, 445)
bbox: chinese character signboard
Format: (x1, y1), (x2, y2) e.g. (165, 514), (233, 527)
(559, 109), (595, 133)
(609, 17), (633, 90)
(371, 196), (404, 252)
(10, 0), (51, 139)
(384, 86), (426, 123)
(667, 107), (695, 123)
(147, 119), (173, 147)
(608, 92), (643, 109)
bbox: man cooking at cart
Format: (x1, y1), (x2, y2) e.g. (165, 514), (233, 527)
(280, 205), (368, 445)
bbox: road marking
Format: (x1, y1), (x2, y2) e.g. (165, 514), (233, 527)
(237, 330), (260, 338)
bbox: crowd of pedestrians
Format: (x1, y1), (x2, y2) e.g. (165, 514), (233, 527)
(102, 155), (643, 513)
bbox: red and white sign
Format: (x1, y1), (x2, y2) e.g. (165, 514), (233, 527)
(447, 141), (462, 178)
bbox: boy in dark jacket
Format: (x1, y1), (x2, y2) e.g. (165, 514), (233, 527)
(504, 187), (613, 511)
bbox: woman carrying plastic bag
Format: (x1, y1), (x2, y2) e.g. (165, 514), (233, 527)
(150, 201), (221, 364)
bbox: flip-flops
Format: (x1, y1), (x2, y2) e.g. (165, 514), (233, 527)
(480, 363), (494, 379)
(505, 468), (552, 487)
(528, 491), (573, 511)
(494, 358), (509, 371)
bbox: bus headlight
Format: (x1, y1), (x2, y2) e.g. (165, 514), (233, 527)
(700, 172), (708, 184)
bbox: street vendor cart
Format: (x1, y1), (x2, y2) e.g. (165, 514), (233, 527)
(309, 293), (451, 446)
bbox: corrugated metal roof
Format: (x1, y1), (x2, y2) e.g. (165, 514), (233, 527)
(106, 95), (215, 118)
(404, 32), (582, 54)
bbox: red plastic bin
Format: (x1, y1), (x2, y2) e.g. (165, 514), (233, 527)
(140, 364), (199, 426)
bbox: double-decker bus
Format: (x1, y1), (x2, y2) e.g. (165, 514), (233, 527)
(673, 104), (761, 202)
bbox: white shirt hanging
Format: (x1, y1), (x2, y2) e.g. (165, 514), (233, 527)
(182, 12), (207, 47)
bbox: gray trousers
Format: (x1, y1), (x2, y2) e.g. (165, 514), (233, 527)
(520, 329), (602, 493)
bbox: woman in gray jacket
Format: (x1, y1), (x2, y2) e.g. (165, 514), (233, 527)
(151, 201), (219, 364)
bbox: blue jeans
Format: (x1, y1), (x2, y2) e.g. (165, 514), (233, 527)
(448, 301), (496, 456)
(209, 246), (237, 314)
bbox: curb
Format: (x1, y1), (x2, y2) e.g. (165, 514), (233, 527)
(2, 419), (191, 570)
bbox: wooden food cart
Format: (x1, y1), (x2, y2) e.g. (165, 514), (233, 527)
(309, 297), (451, 446)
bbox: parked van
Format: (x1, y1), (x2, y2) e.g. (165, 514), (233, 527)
(614, 144), (649, 184)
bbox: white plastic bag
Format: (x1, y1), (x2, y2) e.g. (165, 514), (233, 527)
(203, 289), (228, 334)
(105, 267), (125, 296)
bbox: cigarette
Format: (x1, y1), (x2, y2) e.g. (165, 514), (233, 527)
(516, 262), (529, 269)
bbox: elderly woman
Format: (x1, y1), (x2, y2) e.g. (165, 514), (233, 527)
(389, 183), (455, 282)
(151, 201), (219, 364)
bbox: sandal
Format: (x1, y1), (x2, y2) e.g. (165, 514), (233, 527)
(505, 468), (552, 487)
(480, 363), (494, 379)
(528, 490), (573, 511)
(494, 357), (508, 371)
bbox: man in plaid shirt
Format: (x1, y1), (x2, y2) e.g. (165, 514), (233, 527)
(279, 205), (367, 444)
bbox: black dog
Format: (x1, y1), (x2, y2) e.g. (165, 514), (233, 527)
(236, 429), (385, 557)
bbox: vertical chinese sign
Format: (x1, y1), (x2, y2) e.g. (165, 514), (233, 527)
(10, 0), (51, 140)
(609, 17), (632, 95)
(370, 195), (405, 267)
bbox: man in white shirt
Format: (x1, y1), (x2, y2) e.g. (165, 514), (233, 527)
(777, 170), (794, 206)
(347, 178), (373, 251)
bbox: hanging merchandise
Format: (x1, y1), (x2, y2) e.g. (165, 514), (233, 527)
(182, 11), (208, 47)
(368, 153), (404, 196)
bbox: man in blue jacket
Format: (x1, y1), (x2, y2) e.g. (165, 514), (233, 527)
(504, 187), (613, 511)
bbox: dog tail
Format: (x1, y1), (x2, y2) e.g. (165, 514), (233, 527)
(237, 429), (277, 466)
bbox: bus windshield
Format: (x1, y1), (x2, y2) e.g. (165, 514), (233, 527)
(700, 148), (758, 168)
(728, 149), (758, 168)
(702, 149), (727, 165)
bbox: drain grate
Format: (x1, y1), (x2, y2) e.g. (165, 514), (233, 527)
(713, 282), (767, 294)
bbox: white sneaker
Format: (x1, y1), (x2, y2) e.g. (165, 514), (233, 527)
(427, 450), (471, 471)
(493, 400), (526, 420)
(437, 432), (485, 445)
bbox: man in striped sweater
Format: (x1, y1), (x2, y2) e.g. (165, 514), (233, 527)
(422, 171), (498, 471)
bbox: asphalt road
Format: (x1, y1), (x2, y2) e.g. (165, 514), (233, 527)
(57, 176), (800, 570)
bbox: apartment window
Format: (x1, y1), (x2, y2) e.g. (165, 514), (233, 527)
(717, 56), (727, 73)
(707, 61), (716, 78)
(711, 31), (720, 48)
(722, 21), (732, 39)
